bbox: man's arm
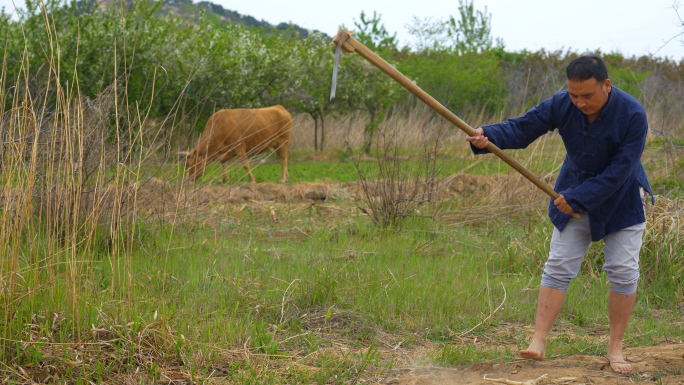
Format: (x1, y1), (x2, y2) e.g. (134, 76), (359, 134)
(467, 96), (558, 154)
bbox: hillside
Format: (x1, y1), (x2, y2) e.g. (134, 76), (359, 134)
(88, 0), (328, 39)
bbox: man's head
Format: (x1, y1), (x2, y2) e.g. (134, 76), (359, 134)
(566, 55), (611, 119)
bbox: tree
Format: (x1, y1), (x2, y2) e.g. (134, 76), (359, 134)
(336, 11), (405, 153)
(339, 54), (404, 153)
(447, 0), (500, 55)
(348, 11), (397, 57)
(400, 0), (507, 113)
(288, 34), (336, 151)
(405, 16), (450, 53)
(653, 1), (683, 56)
(406, 0), (502, 54)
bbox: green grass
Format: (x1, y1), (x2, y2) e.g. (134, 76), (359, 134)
(3, 133), (682, 383)
(5, 188), (682, 382)
(170, 136), (571, 186)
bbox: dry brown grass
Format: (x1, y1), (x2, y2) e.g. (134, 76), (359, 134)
(646, 195), (684, 237)
(641, 194), (684, 291)
(119, 171), (554, 233)
(288, 103), (500, 152)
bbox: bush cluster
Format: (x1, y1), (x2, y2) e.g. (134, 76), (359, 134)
(2, 0), (683, 148)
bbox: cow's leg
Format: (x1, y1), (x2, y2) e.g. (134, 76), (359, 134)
(221, 162), (228, 183)
(275, 142), (289, 183)
(236, 146), (256, 183)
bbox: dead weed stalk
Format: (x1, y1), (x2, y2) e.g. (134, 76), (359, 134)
(350, 126), (449, 228)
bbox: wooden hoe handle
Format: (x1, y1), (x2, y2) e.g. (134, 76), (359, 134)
(332, 29), (580, 220)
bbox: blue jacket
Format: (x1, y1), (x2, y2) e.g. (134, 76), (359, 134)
(471, 86), (652, 241)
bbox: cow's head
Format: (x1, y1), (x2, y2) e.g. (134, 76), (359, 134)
(183, 149), (206, 181)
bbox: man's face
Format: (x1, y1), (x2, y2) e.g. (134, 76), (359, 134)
(567, 78), (611, 119)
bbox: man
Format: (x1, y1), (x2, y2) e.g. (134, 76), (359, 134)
(466, 55), (652, 374)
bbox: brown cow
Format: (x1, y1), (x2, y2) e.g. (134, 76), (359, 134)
(185, 105), (291, 183)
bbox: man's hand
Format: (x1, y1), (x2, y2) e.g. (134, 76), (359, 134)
(466, 127), (489, 149)
(554, 194), (573, 214)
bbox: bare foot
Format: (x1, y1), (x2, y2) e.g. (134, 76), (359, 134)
(606, 355), (632, 374)
(519, 341), (546, 361)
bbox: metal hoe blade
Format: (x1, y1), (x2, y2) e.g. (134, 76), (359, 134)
(329, 31), (350, 100)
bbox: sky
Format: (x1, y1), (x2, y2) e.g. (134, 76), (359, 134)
(226, 0), (684, 61)
(1, 0), (682, 60)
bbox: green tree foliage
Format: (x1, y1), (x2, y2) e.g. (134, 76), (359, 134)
(288, 34), (336, 151)
(398, 50), (507, 113)
(1, 0), (304, 133)
(447, 0), (500, 55)
(1, 0), (681, 147)
(348, 10), (397, 57)
(405, 16), (449, 52)
(339, 53), (405, 153)
(603, 53), (651, 98)
(406, 0), (502, 54)
(400, 0), (507, 113)
(341, 11), (405, 152)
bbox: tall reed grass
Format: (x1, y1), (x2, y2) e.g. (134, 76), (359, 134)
(0, 11), (186, 378)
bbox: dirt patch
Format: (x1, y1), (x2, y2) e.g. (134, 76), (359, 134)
(121, 173), (556, 228)
(376, 344), (684, 385)
(180, 181), (356, 205)
(160, 173), (545, 208)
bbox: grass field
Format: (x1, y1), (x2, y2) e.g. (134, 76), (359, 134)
(2, 129), (683, 383)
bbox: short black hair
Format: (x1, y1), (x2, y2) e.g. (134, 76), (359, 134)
(566, 55), (609, 83)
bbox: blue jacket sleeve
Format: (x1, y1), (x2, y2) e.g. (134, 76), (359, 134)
(561, 111), (648, 213)
(470, 97), (557, 155)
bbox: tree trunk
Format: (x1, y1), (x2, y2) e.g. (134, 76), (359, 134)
(309, 112), (318, 152)
(364, 110), (376, 154)
(318, 105), (325, 152)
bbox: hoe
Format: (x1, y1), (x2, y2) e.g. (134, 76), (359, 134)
(330, 29), (580, 219)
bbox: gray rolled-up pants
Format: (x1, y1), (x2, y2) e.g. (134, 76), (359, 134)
(541, 189), (646, 295)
